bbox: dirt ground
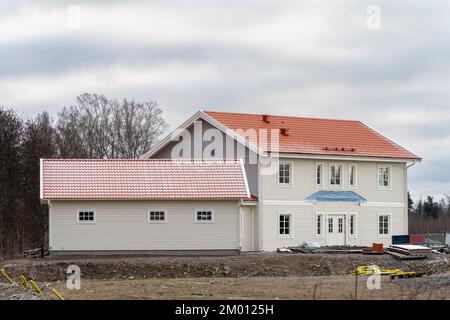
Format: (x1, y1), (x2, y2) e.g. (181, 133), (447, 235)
(1, 253), (449, 300)
(52, 273), (450, 300)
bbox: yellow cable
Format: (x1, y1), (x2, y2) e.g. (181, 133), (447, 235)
(29, 280), (41, 294)
(52, 289), (65, 300)
(20, 275), (28, 288)
(0, 269), (14, 285)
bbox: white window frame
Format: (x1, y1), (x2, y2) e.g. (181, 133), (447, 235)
(278, 213), (293, 239)
(348, 213), (357, 239)
(377, 165), (392, 190)
(76, 209), (96, 224)
(329, 163), (343, 188)
(315, 162), (324, 188)
(349, 163), (357, 189)
(315, 212), (324, 238)
(148, 209), (167, 224)
(194, 209), (214, 223)
(377, 213), (391, 238)
(278, 161), (293, 187)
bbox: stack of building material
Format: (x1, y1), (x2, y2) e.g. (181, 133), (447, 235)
(361, 243), (384, 255)
(386, 244), (431, 260)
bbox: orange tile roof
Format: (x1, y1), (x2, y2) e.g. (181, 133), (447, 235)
(204, 111), (420, 160)
(41, 159), (250, 200)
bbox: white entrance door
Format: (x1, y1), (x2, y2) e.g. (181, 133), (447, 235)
(326, 215), (345, 246)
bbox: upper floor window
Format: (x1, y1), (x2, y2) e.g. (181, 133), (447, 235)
(279, 162), (292, 186)
(316, 163), (323, 187)
(349, 164), (357, 188)
(329, 164), (342, 186)
(378, 166), (391, 189)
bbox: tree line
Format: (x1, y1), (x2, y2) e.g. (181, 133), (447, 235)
(408, 193), (450, 234)
(0, 93), (167, 259)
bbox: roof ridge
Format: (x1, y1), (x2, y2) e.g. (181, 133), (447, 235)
(203, 109), (360, 123)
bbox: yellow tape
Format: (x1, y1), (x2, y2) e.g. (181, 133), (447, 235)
(0, 268), (14, 285)
(29, 280), (41, 294)
(52, 289), (65, 300)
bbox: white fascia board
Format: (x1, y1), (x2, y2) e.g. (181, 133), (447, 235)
(143, 111), (264, 159)
(39, 158), (44, 200)
(277, 153), (418, 163)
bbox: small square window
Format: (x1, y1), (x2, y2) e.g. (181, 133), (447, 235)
(77, 211), (95, 223)
(149, 211), (166, 223)
(196, 210), (213, 223)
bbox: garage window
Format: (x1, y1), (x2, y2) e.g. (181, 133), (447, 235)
(196, 210), (213, 223)
(77, 211), (95, 223)
(148, 210), (167, 223)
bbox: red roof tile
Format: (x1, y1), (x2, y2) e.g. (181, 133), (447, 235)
(41, 159), (250, 200)
(204, 111), (420, 160)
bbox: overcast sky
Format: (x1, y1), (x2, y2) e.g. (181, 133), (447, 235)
(1, 0), (449, 200)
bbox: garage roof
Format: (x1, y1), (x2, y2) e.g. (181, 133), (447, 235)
(41, 159), (250, 201)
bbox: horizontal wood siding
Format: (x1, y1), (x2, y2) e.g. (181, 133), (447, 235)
(262, 204), (405, 251)
(50, 200), (239, 251)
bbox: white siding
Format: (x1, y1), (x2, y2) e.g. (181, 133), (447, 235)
(259, 157), (408, 251)
(50, 200), (239, 251)
(262, 204), (405, 251)
(240, 206), (256, 251)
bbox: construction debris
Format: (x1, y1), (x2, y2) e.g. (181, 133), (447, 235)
(386, 244), (431, 260)
(23, 247), (49, 259)
(349, 265), (423, 279)
(286, 245), (363, 254)
(362, 243), (384, 255)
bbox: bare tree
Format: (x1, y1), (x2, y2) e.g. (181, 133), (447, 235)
(112, 98), (167, 158)
(55, 93), (167, 158)
(0, 107), (23, 259)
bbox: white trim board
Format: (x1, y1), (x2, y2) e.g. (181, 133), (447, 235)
(263, 200), (405, 208)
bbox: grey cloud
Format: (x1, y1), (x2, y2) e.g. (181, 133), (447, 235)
(1, 0), (450, 199)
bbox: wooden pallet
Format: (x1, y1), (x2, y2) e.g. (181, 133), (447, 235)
(385, 249), (427, 260)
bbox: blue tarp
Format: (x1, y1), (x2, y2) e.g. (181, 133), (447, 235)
(305, 190), (367, 204)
